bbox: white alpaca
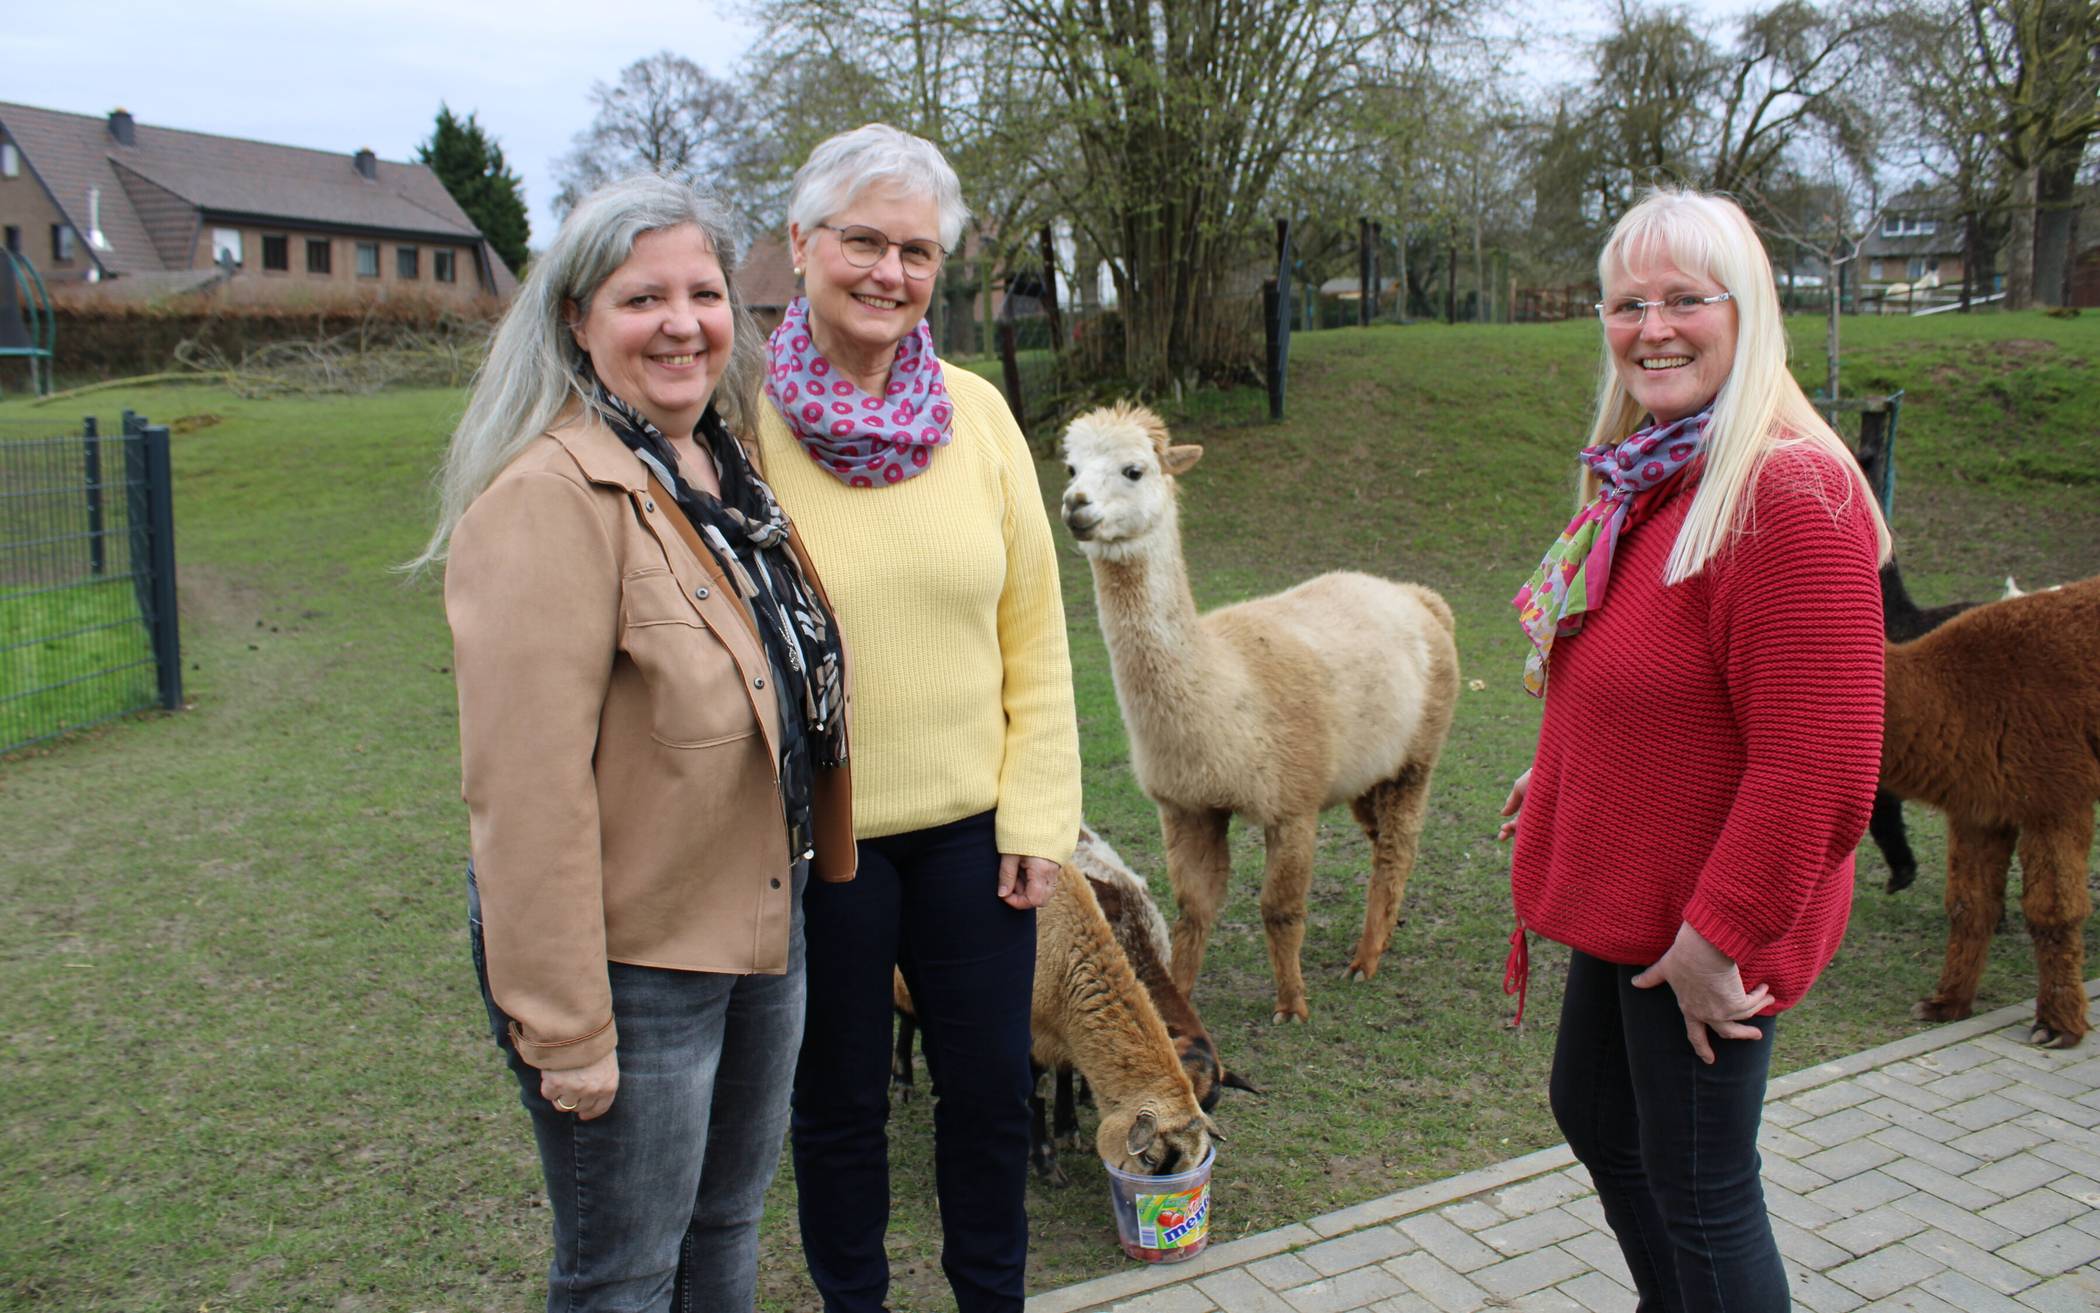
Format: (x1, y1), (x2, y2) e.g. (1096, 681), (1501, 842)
(1059, 403), (1460, 1022)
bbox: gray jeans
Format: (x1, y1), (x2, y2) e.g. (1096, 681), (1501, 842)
(470, 862), (808, 1313)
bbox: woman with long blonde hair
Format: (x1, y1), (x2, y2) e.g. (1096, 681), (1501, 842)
(1499, 188), (1889, 1311)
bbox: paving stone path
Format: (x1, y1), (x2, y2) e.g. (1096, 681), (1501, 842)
(1027, 982), (2100, 1313)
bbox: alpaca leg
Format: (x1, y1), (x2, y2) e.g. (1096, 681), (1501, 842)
(1029, 1061), (1066, 1185)
(1259, 811), (1321, 1023)
(2016, 812), (2094, 1048)
(1164, 805), (1233, 999)
(1869, 788), (1919, 894)
(1347, 765), (1434, 983)
(1914, 821), (2016, 1023)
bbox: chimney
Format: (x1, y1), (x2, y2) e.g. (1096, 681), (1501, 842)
(353, 148), (377, 181)
(108, 108), (136, 146)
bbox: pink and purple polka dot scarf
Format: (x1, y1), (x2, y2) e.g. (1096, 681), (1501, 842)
(1512, 404), (1712, 697)
(765, 296), (954, 488)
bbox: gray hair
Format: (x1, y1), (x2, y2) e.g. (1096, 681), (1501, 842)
(409, 173), (761, 571)
(787, 123), (970, 251)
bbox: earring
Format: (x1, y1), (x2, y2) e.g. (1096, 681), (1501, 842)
(794, 266), (804, 277)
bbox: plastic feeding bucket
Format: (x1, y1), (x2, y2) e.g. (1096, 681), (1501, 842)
(1104, 1148), (1215, 1263)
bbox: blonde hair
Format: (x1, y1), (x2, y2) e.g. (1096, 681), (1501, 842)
(1585, 187), (1891, 583)
(406, 174), (761, 573)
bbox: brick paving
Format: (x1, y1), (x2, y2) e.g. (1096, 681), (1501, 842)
(1027, 982), (2100, 1313)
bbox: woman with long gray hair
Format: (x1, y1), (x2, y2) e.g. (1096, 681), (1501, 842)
(419, 174), (854, 1311)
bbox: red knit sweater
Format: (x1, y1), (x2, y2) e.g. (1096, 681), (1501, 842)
(1510, 445), (1884, 1012)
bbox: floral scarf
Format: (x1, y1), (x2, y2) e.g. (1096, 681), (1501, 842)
(1512, 405), (1713, 696)
(765, 296), (953, 487)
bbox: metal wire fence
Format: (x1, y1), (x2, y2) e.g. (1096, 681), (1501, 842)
(1, 412), (181, 755)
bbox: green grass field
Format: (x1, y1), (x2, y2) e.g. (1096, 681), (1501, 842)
(3, 312), (2096, 1311)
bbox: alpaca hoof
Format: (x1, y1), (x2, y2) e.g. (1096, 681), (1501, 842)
(1344, 956), (1378, 982)
(1270, 1008), (1308, 1025)
(1912, 997), (1973, 1023)
(1346, 967), (1367, 983)
(1885, 866), (1915, 894)
(2031, 1025), (2083, 1049)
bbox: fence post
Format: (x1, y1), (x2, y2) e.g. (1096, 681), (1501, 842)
(996, 322), (1026, 433)
(1268, 217), (1292, 422)
(1037, 226), (1064, 353)
(123, 411), (152, 628)
(1358, 217), (1372, 327)
(1370, 221), (1383, 319)
(141, 423), (183, 711)
(84, 416), (106, 576)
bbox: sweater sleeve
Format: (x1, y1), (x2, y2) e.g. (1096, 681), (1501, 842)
(979, 390), (1083, 865)
(447, 470), (620, 1070)
(1681, 450), (1884, 963)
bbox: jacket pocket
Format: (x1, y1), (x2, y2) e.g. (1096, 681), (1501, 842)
(619, 570), (759, 749)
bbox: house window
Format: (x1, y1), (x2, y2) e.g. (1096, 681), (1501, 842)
(211, 227), (243, 267)
(356, 242), (380, 277)
(262, 235), (289, 272)
(0, 143), (18, 177)
(4, 226), (19, 255)
(1881, 216), (1903, 238)
(307, 238), (332, 274)
(396, 246), (419, 279)
(1869, 260), (1884, 280)
(433, 249), (456, 283)
(52, 224), (75, 262)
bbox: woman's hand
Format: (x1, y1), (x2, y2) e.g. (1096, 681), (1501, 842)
(540, 1050), (620, 1121)
(1496, 768), (1533, 842)
(1632, 921), (1772, 1064)
(997, 854), (1060, 910)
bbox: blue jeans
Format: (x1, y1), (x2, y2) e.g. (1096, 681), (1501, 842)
(470, 863), (807, 1313)
(791, 810), (1037, 1313)
(1550, 949), (1787, 1313)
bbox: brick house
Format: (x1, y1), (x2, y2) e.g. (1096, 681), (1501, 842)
(1858, 189), (1968, 291)
(0, 101), (516, 301)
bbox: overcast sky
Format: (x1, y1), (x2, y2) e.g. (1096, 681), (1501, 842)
(8, 0), (1768, 255)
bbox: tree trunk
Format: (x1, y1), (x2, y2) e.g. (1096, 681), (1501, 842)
(1961, 210), (1976, 313)
(2006, 162), (2039, 310)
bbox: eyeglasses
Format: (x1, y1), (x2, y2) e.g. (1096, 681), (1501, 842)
(1595, 291), (1733, 328)
(818, 224), (948, 280)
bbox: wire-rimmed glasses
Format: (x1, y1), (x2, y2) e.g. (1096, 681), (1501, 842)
(818, 224), (948, 280)
(1594, 291), (1733, 328)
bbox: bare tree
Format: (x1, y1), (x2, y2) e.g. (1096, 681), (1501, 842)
(1964, 0), (2100, 308)
(552, 52), (745, 217)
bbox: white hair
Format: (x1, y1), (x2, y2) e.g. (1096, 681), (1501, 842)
(407, 174), (761, 572)
(1585, 187), (1892, 583)
(786, 123), (970, 250)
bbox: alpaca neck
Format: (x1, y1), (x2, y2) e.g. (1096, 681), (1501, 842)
(1879, 643), (1947, 807)
(1879, 562), (1917, 632)
(1087, 514), (1233, 734)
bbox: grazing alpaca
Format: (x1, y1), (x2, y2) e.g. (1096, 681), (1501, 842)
(1071, 824), (1258, 1110)
(1870, 561), (1985, 893)
(1059, 403), (1460, 1022)
(890, 834), (1232, 1182)
(1881, 576), (2100, 1047)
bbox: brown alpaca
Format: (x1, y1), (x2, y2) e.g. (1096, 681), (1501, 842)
(1059, 403), (1461, 1023)
(1880, 576), (2100, 1047)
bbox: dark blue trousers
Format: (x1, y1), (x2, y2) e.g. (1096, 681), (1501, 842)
(1551, 949), (1787, 1313)
(791, 810), (1038, 1313)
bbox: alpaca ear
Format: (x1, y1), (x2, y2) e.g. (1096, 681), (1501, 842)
(1220, 1067), (1263, 1096)
(1200, 1112), (1225, 1143)
(1127, 1109), (1159, 1157)
(1162, 444), (1204, 476)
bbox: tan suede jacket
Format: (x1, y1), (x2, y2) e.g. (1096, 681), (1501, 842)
(447, 410), (852, 1070)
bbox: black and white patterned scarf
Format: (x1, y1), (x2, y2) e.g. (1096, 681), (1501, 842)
(590, 382), (847, 849)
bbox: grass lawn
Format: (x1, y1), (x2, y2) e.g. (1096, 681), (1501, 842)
(2, 311), (2097, 1311)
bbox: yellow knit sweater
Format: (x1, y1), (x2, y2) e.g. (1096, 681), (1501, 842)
(755, 365), (1081, 864)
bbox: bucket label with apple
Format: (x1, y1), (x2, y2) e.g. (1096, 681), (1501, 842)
(1136, 1184), (1209, 1251)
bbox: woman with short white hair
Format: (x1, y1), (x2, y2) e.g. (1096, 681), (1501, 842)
(762, 123), (1082, 1313)
(423, 173), (853, 1311)
(1499, 187), (1891, 1311)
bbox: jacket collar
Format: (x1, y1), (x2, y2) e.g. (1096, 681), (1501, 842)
(543, 405), (649, 491)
